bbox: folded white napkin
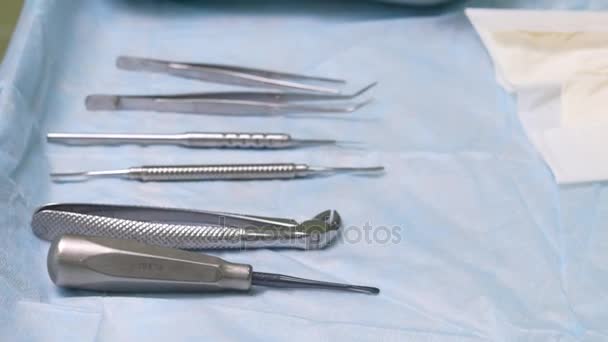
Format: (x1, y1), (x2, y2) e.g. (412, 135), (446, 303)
(466, 8), (608, 184)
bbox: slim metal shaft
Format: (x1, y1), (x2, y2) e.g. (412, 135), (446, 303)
(51, 163), (385, 182)
(252, 272), (380, 294)
(47, 132), (337, 149)
(308, 166), (385, 175)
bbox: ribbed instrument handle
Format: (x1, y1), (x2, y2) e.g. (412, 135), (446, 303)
(130, 163), (307, 181)
(185, 132), (292, 148)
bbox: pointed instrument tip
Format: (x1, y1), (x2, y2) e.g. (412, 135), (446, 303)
(251, 272), (380, 295)
(351, 166), (384, 172)
(347, 285), (380, 295)
(348, 98), (374, 112)
(291, 138), (337, 147)
(50, 172), (91, 183)
(352, 82), (378, 97)
(309, 166), (385, 175)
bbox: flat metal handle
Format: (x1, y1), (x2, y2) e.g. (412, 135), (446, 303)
(48, 235), (253, 292)
(129, 163), (310, 181)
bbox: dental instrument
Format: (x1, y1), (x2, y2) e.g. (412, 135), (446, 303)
(117, 55), (346, 93)
(47, 132), (342, 149)
(50, 163), (385, 182)
(48, 234), (380, 294)
(85, 83), (376, 116)
(32, 203), (341, 250)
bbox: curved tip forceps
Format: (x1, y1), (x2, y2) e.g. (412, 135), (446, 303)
(85, 56), (376, 116)
(32, 203), (342, 250)
(85, 83), (375, 116)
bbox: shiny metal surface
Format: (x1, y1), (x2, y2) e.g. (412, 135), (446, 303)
(251, 272), (379, 294)
(129, 163), (309, 181)
(116, 55), (345, 93)
(48, 235), (253, 292)
(48, 235), (380, 294)
(32, 203), (342, 250)
(47, 132), (337, 149)
(50, 163), (385, 182)
(85, 83), (375, 116)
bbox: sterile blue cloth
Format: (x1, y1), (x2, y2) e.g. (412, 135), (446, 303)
(1, 0), (608, 340)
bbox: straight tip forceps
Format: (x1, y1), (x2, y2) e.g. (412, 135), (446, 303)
(116, 55), (346, 93)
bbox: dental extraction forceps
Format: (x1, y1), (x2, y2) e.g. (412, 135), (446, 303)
(49, 235), (379, 294)
(32, 203), (341, 250)
(51, 163), (385, 182)
(47, 132), (341, 149)
(85, 83), (375, 116)
(117, 56), (346, 93)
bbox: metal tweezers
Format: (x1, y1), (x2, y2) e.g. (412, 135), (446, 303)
(85, 56), (376, 116)
(86, 83), (375, 116)
(32, 203), (341, 250)
(117, 56), (346, 93)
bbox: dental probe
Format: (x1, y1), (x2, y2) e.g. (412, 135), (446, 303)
(47, 132), (341, 149)
(51, 163), (385, 182)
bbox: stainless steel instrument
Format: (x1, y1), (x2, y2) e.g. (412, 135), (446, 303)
(48, 235), (380, 294)
(47, 132), (339, 149)
(32, 203), (341, 250)
(85, 83), (375, 116)
(50, 163), (385, 182)
(116, 55), (346, 93)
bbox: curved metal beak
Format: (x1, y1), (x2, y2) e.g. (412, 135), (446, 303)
(293, 210), (342, 249)
(313, 210), (341, 232)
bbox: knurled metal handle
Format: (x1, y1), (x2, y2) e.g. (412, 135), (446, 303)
(32, 210), (319, 250)
(32, 211), (245, 249)
(129, 163), (308, 181)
